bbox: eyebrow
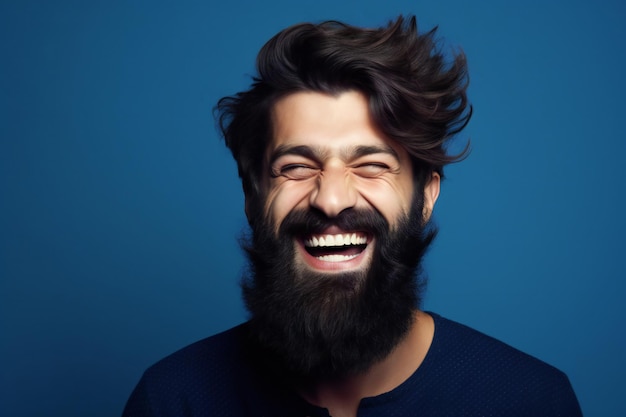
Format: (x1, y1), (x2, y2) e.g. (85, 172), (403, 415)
(268, 143), (400, 166)
(268, 145), (327, 166)
(345, 144), (400, 162)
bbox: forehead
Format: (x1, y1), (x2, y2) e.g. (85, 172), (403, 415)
(268, 90), (406, 158)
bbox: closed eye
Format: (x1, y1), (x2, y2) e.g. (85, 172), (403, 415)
(352, 163), (390, 178)
(272, 164), (319, 180)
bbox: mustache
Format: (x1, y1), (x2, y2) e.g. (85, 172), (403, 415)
(278, 207), (390, 237)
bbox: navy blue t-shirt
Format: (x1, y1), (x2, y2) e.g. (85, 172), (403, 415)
(122, 313), (582, 416)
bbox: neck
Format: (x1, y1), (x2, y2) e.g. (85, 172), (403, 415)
(298, 310), (434, 417)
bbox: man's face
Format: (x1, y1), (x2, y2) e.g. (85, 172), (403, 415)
(262, 90), (419, 277)
(242, 90), (440, 379)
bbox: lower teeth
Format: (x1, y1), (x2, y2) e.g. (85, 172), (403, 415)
(317, 254), (358, 262)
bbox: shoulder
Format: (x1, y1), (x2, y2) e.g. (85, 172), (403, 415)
(417, 312), (582, 416)
(143, 323), (247, 383)
(122, 323), (306, 417)
(429, 313), (563, 378)
(122, 324), (252, 416)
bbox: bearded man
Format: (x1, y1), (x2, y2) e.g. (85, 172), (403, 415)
(122, 16), (582, 417)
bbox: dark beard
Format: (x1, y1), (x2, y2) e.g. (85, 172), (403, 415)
(241, 198), (436, 383)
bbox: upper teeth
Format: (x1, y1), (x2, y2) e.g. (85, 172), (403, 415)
(304, 233), (367, 247)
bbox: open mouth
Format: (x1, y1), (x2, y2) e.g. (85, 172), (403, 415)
(303, 232), (369, 263)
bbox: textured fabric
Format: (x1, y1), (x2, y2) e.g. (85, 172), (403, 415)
(122, 313), (582, 417)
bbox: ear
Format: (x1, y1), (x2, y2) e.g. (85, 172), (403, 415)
(422, 172), (440, 222)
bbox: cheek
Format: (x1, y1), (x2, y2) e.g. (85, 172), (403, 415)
(264, 181), (315, 227)
(355, 179), (414, 223)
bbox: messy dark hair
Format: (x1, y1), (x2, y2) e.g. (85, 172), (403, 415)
(217, 15), (471, 218)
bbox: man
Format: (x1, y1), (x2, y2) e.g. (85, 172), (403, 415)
(123, 16), (582, 417)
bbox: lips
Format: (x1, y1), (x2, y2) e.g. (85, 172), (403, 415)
(302, 232), (369, 263)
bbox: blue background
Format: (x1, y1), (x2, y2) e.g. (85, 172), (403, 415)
(1, 1), (624, 416)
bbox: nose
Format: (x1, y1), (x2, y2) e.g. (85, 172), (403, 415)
(309, 165), (357, 218)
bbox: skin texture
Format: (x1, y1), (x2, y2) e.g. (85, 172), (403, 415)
(263, 91), (439, 272)
(258, 91), (440, 417)
(265, 90), (415, 230)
